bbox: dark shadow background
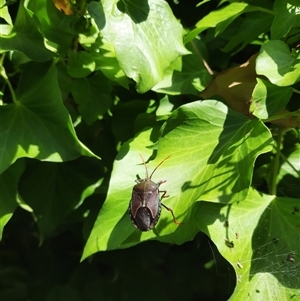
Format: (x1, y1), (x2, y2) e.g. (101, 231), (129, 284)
(0, 207), (235, 301)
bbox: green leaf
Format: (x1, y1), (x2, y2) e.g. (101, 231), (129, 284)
(0, 1), (53, 61)
(0, 62), (98, 174)
(67, 51), (96, 78)
(271, 0), (300, 39)
(256, 40), (300, 86)
(90, 37), (129, 89)
(88, 0), (189, 93)
(71, 72), (112, 125)
(18, 158), (103, 238)
(1, 1), (299, 299)
(197, 188), (300, 300)
(278, 146), (300, 180)
(152, 39), (212, 95)
(277, 146), (300, 198)
(0, 0), (12, 25)
(251, 78), (293, 119)
(82, 100), (273, 259)
(156, 95), (176, 118)
(0, 160), (25, 240)
(158, 100), (273, 203)
(222, 12), (273, 54)
(26, 0), (79, 54)
(82, 130), (157, 260)
(87, 0), (105, 30)
(184, 2), (270, 44)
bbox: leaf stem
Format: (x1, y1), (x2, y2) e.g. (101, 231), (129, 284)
(190, 40), (214, 76)
(293, 88), (300, 94)
(263, 110), (300, 123)
(0, 54), (18, 104)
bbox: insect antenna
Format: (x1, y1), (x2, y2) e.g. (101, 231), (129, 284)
(149, 155), (171, 179)
(139, 154), (149, 179)
(139, 154), (171, 180)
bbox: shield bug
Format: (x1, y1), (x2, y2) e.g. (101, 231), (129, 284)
(128, 155), (182, 231)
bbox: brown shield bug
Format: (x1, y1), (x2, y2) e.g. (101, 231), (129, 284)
(128, 155), (182, 231)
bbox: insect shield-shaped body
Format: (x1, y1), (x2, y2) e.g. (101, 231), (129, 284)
(129, 155), (181, 231)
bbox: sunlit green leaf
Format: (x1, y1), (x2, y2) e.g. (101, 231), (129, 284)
(256, 40), (300, 86)
(152, 39), (211, 95)
(26, 0), (79, 54)
(251, 78), (293, 119)
(0, 2), (53, 61)
(1, 1), (299, 299)
(0, 62), (98, 174)
(82, 100), (273, 259)
(0, 0), (12, 25)
(184, 3), (269, 44)
(90, 37), (129, 89)
(277, 146), (300, 198)
(88, 0), (189, 92)
(197, 188), (300, 301)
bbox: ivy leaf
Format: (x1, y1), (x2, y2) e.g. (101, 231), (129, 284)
(277, 146), (300, 199)
(251, 78), (293, 119)
(82, 100), (272, 260)
(67, 51), (96, 78)
(0, 62), (98, 174)
(88, 0), (189, 93)
(0, 2), (53, 61)
(0, 160), (25, 240)
(158, 100), (273, 204)
(256, 40), (300, 86)
(91, 38), (129, 89)
(0, 0), (12, 25)
(197, 188), (300, 300)
(26, 0), (79, 54)
(221, 12), (273, 54)
(152, 39), (211, 95)
(271, 0), (300, 39)
(184, 2), (266, 44)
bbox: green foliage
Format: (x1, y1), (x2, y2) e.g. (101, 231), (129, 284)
(256, 40), (300, 86)
(0, 0), (299, 300)
(198, 188), (300, 300)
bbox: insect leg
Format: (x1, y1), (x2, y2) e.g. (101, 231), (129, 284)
(160, 189), (169, 199)
(158, 181), (169, 198)
(161, 202), (183, 226)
